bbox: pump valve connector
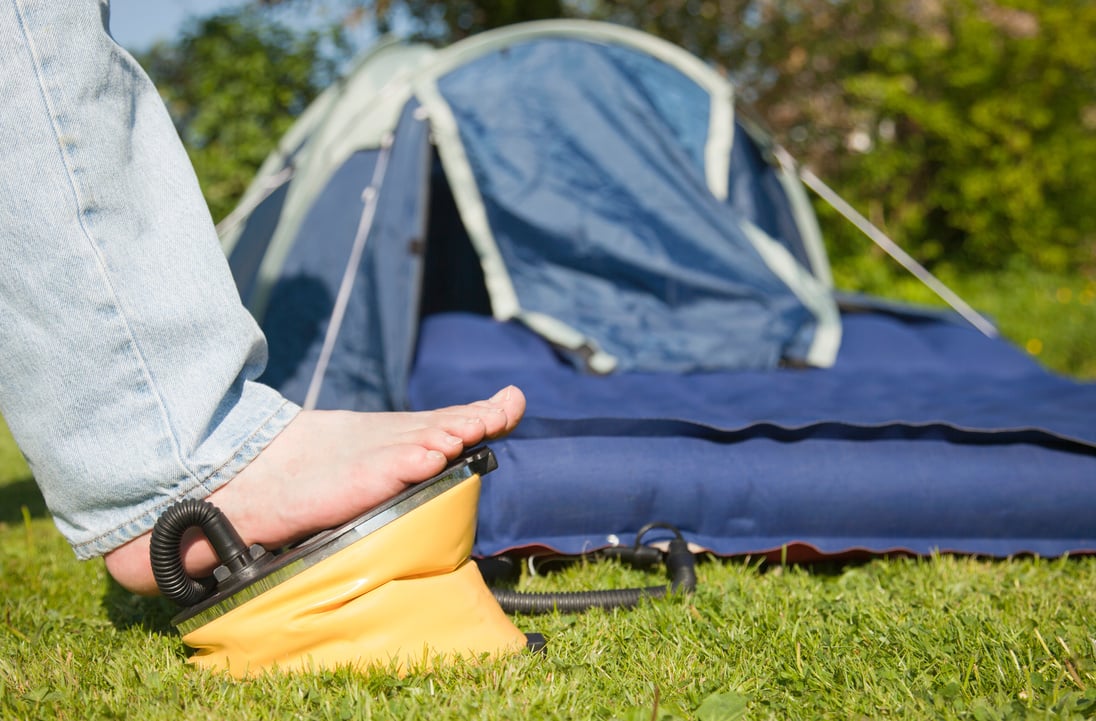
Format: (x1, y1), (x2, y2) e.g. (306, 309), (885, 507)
(149, 499), (269, 607)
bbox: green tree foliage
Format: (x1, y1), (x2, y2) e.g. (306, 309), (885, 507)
(579, 1), (1096, 275)
(257, 0), (563, 38)
(138, 10), (347, 221)
(401, 0), (563, 37)
(812, 1), (1096, 275)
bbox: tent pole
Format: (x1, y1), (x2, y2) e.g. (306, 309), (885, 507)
(772, 146), (998, 339)
(303, 135), (394, 410)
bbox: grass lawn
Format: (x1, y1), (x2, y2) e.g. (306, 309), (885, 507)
(2, 266), (1094, 719)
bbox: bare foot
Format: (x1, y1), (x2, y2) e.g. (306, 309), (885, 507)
(104, 386), (525, 595)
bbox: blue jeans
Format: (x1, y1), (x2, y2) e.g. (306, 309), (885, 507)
(0, 0), (299, 559)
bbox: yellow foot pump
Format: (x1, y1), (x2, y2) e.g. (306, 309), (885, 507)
(150, 447), (535, 677)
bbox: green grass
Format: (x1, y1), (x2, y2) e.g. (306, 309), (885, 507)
(3, 501), (1096, 719)
(3, 406), (1096, 719)
(3, 263), (1095, 719)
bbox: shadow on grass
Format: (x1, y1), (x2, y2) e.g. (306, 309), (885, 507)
(101, 576), (179, 636)
(0, 476), (47, 522)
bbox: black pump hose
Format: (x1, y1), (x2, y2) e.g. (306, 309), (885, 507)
(492, 584), (672, 614)
(491, 535), (698, 615)
(149, 499), (253, 607)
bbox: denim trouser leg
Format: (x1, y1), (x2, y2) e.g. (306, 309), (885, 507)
(0, 0), (300, 559)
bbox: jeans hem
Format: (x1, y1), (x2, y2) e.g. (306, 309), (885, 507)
(70, 398), (302, 560)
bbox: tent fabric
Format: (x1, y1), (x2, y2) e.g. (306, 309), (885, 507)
(434, 37), (826, 371)
(223, 40), (435, 321)
(728, 122), (818, 280)
(261, 102), (432, 411)
(408, 310), (1096, 559)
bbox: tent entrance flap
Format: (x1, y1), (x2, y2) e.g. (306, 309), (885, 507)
(432, 35), (838, 372)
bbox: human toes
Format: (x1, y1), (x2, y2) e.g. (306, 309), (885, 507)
(365, 443), (451, 489)
(471, 385), (526, 436)
(397, 427), (466, 459)
(415, 386), (525, 443)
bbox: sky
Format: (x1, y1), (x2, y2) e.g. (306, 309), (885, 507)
(108, 0), (382, 58)
(109, 0), (245, 51)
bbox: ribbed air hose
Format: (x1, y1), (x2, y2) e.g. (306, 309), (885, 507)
(149, 499), (253, 607)
(491, 535), (698, 615)
(492, 585), (674, 614)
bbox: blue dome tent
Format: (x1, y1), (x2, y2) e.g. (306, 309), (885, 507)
(220, 21), (1096, 560)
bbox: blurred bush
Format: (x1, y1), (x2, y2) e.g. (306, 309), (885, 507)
(139, 9), (350, 222)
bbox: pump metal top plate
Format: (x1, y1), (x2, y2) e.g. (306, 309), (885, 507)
(172, 447), (497, 633)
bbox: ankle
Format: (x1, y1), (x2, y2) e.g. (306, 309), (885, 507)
(104, 535), (158, 595)
(104, 504), (239, 596)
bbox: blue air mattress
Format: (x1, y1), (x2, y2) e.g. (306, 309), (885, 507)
(409, 309), (1096, 559)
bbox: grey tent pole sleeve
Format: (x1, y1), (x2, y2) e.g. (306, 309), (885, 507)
(774, 146), (998, 339)
(215, 166), (295, 238)
(302, 134), (394, 410)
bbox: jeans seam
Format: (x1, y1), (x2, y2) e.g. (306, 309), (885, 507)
(197, 398), (295, 493)
(11, 0), (202, 488)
